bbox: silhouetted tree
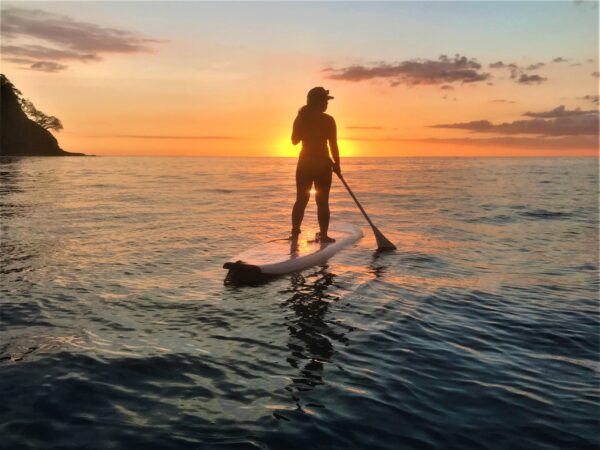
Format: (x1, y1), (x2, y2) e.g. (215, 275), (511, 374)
(1, 74), (63, 132)
(19, 99), (63, 132)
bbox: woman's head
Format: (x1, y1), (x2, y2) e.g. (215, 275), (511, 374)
(306, 86), (334, 112)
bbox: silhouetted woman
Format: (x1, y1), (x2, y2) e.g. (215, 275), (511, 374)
(291, 87), (341, 243)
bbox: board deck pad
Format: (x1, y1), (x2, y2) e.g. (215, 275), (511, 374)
(224, 223), (363, 275)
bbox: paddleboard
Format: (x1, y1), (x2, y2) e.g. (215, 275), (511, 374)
(223, 223), (362, 277)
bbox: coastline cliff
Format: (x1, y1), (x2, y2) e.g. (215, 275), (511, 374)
(1, 74), (85, 156)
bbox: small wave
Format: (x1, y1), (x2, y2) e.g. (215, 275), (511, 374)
(520, 209), (573, 220)
(531, 354), (600, 373)
(400, 252), (446, 267)
(197, 188), (235, 194)
(470, 380), (553, 405)
(464, 214), (515, 224)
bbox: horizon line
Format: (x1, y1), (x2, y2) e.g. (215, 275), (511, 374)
(49, 154), (600, 159)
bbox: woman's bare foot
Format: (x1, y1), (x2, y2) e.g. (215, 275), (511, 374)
(315, 232), (335, 243)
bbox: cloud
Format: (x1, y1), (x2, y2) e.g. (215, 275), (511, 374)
(526, 62), (545, 70)
(109, 135), (239, 140)
(326, 54), (491, 86)
(578, 95), (599, 104)
(440, 85), (454, 90)
(523, 105), (597, 118)
(339, 136), (408, 142)
(592, 71), (600, 77)
(30, 61), (68, 72)
(488, 60), (547, 84)
(340, 135), (598, 150)
(1, 7), (164, 72)
(2, 44), (100, 62)
(412, 135), (598, 151)
(553, 57), (568, 63)
(517, 73), (547, 84)
(431, 106), (598, 136)
(345, 126), (385, 130)
(489, 61), (517, 69)
(491, 99), (516, 103)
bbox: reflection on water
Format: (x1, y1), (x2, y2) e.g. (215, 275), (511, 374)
(0, 157), (23, 198)
(279, 266), (340, 416)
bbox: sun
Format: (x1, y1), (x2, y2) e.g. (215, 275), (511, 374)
(276, 137), (300, 157)
(337, 139), (359, 157)
(275, 137), (359, 157)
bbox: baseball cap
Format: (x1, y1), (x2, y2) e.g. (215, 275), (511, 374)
(307, 86), (334, 102)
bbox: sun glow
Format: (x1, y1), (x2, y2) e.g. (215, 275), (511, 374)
(276, 137), (300, 157)
(275, 137), (360, 157)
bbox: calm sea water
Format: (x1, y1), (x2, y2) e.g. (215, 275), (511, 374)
(1, 156), (598, 450)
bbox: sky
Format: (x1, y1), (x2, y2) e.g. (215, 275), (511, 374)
(1, 1), (599, 157)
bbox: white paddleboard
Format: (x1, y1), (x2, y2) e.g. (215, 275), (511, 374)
(223, 223), (362, 276)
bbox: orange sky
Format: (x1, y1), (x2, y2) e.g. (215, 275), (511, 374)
(2, 2), (598, 157)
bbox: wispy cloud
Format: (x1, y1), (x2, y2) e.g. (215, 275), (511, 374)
(553, 57), (568, 63)
(489, 61), (512, 69)
(2, 44), (100, 62)
(523, 105), (596, 118)
(488, 61), (520, 74)
(592, 71), (600, 78)
(517, 73), (547, 84)
(1, 7), (165, 72)
(578, 95), (599, 104)
(340, 135), (598, 150)
(339, 136), (407, 142)
(488, 60), (547, 84)
(325, 54), (490, 86)
(30, 61), (68, 72)
(412, 135), (598, 151)
(345, 126), (385, 130)
(431, 105), (598, 136)
(106, 135), (240, 140)
(526, 62), (545, 70)
(491, 99), (516, 103)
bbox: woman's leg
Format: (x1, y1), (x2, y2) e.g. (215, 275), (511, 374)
(314, 167), (333, 240)
(292, 164), (312, 235)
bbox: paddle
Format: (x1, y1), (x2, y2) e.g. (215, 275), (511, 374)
(335, 172), (396, 251)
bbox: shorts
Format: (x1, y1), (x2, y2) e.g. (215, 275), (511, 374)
(296, 156), (332, 193)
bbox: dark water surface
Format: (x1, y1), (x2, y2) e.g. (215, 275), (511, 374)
(1, 157), (598, 449)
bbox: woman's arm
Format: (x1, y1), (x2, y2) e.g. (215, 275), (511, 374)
(291, 116), (302, 145)
(328, 117), (341, 174)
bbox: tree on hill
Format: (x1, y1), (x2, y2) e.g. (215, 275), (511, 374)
(1, 74), (63, 132)
(19, 99), (63, 132)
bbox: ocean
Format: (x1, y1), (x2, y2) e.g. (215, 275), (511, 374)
(1, 156), (598, 449)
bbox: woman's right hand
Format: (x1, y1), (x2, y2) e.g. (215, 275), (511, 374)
(332, 161), (341, 176)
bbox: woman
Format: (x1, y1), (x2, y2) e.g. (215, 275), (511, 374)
(290, 87), (341, 243)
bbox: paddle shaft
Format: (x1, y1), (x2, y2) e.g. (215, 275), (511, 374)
(336, 173), (377, 231)
(336, 172), (396, 251)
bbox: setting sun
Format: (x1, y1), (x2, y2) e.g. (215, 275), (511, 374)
(276, 136), (358, 158)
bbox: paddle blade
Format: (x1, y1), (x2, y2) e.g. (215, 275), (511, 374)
(373, 226), (396, 251)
